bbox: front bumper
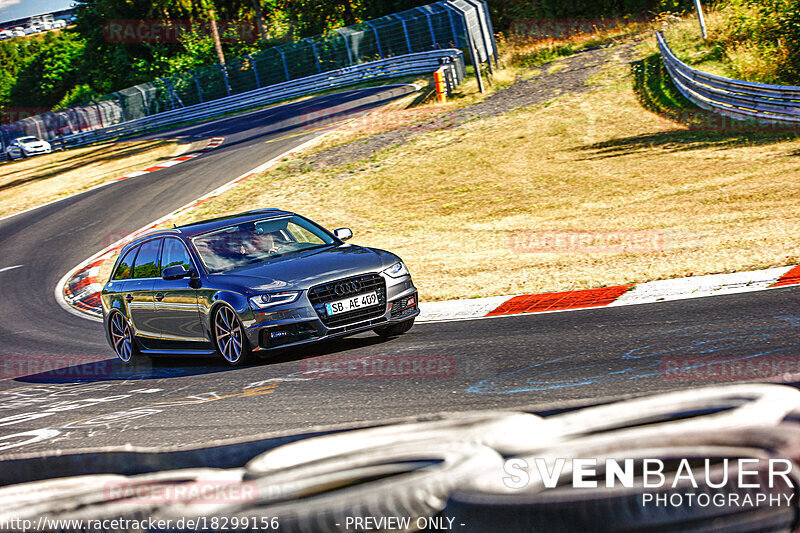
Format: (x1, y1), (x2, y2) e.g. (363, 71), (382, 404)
(242, 274), (419, 352)
(23, 147), (51, 155)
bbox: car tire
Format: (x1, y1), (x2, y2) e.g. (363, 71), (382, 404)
(373, 318), (414, 338)
(108, 312), (142, 365)
(212, 305), (252, 366)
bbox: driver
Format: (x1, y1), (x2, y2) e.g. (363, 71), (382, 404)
(253, 231), (279, 255)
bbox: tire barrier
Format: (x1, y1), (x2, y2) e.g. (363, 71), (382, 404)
(1, 384), (800, 532)
(245, 411), (555, 475)
(159, 443), (502, 532)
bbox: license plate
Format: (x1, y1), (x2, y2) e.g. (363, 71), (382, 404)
(325, 292), (380, 316)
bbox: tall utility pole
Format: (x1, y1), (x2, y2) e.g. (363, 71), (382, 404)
(208, 12), (226, 64)
(196, 0), (226, 65)
(694, 0), (708, 40)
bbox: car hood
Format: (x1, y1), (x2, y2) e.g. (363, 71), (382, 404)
(205, 244), (399, 294)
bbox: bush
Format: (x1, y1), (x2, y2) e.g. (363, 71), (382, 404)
(715, 0), (800, 84)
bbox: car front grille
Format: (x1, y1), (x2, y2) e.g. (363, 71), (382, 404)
(308, 273), (387, 328)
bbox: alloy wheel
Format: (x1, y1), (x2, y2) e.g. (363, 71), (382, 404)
(214, 306), (244, 364)
(110, 313), (134, 362)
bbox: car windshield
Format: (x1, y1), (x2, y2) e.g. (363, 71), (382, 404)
(192, 215), (336, 273)
(17, 136), (38, 143)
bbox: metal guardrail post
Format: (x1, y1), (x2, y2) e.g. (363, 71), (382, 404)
(480, 0), (499, 68)
(394, 15), (414, 54)
(305, 38), (322, 74)
(335, 29), (354, 65)
(364, 21), (383, 59)
(693, 0), (708, 40)
(88, 100), (101, 129)
(134, 86), (151, 116)
(249, 55), (261, 89)
(219, 64), (232, 96)
(161, 78), (184, 110)
(442, 4), (460, 47)
(192, 72), (204, 104)
(466, 36), (484, 93)
(462, 0), (493, 75)
(114, 93), (127, 122)
(276, 47), (291, 81)
(417, 7), (437, 45)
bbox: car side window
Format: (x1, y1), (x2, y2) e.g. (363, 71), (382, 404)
(132, 238), (162, 279)
(161, 237), (193, 272)
(112, 247), (138, 280)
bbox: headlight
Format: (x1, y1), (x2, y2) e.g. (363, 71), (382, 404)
(248, 291), (301, 310)
(383, 261), (410, 278)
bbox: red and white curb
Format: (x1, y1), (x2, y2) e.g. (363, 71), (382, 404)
(417, 265), (800, 322)
(109, 137), (225, 182)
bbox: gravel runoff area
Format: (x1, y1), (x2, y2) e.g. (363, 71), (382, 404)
(309, 42), (639, 169)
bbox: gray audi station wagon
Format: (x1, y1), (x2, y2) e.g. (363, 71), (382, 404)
(102, 209), (418, 366)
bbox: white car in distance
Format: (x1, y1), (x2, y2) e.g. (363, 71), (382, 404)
(5, 136), (52, 160)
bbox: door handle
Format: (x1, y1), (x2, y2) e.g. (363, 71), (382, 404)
(124, 294), (133, 303)
(154, 293), (165, 302)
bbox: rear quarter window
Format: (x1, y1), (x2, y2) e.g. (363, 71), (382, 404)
(112, 247), (138, 280)
(133, 239), (163, 279)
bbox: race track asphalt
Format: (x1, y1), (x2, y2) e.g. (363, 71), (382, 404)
(0, 85), (799, 455)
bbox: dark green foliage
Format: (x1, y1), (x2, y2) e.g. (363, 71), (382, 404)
(0, 0), (784, 118)
(0, 31), (88, 111)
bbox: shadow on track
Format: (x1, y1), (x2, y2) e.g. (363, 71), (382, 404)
(10, 332), (397, 384)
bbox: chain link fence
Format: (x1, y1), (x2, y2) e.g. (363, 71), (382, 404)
(0, 0), (495, 156)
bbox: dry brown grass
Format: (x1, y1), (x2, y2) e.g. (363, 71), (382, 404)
(0, 140), (179, 219)
(163, 42), (800, 302)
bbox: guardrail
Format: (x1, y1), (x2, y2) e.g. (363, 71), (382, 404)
(29, 49), (463, 154)
(656, 31), (800, 125)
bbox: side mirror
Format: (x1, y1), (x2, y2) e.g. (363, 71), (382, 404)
(162, 265), (194, 280)
(334, 228), (353, 242)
